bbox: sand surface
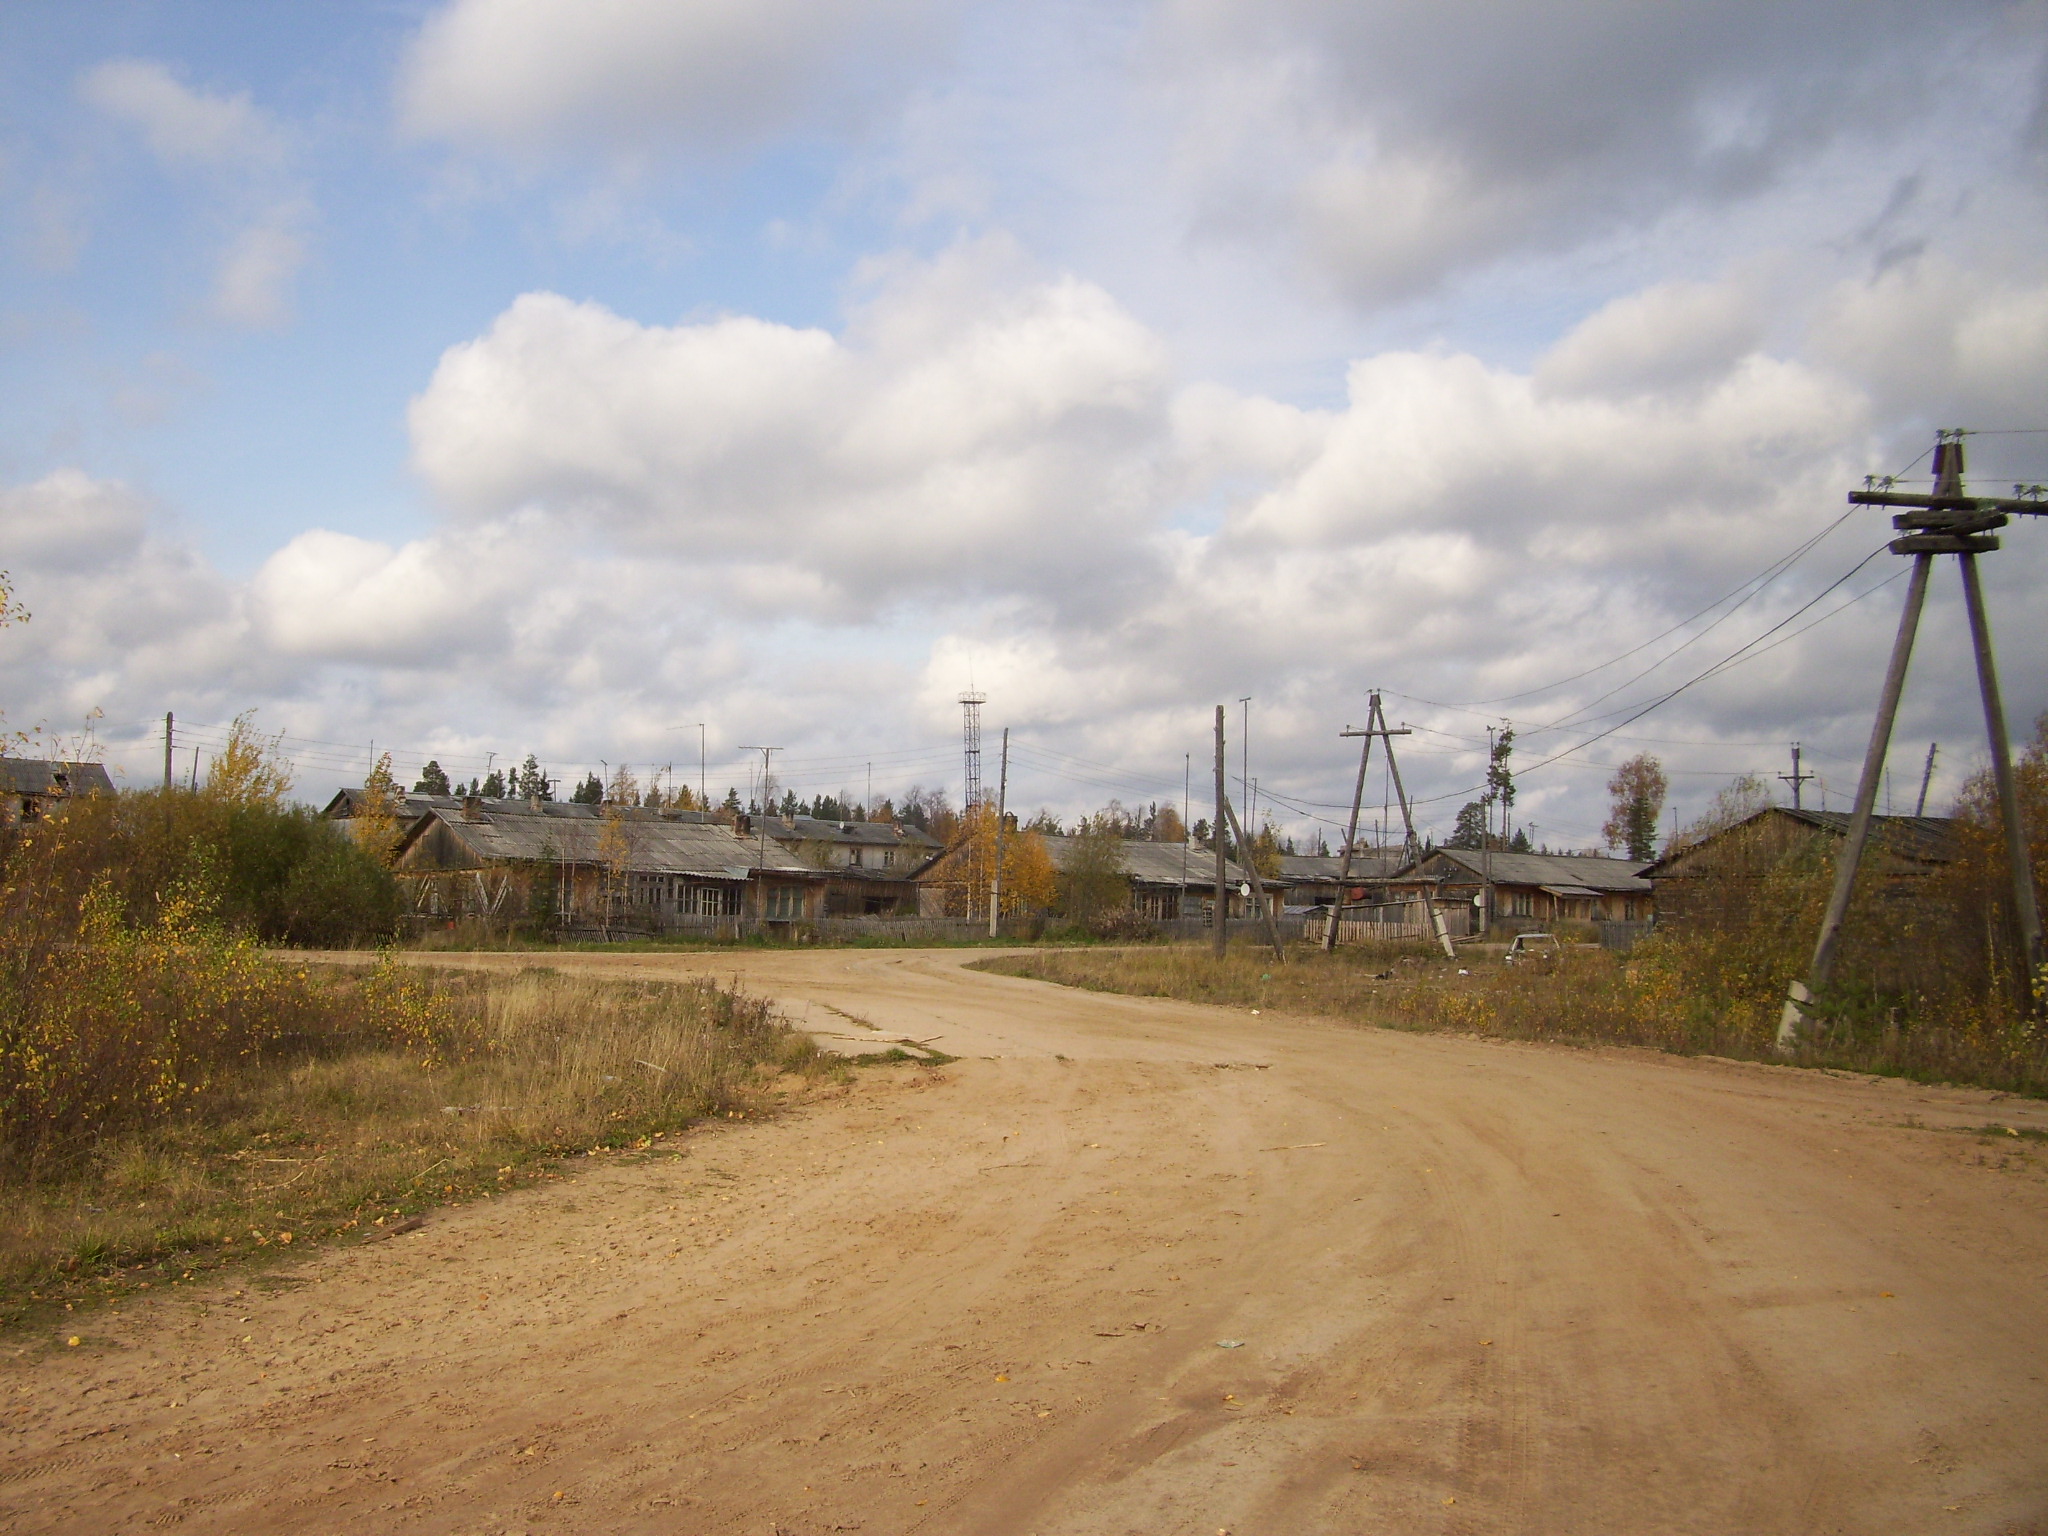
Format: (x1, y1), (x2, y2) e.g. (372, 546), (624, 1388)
(5, 947), (2047, 1534)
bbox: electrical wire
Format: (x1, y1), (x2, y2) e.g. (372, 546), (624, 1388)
(1384, 505), (1859, 718)
(1398, 548), (1905, 809)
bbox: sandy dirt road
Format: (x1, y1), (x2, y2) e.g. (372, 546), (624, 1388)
(5, 948), (2048, 1535)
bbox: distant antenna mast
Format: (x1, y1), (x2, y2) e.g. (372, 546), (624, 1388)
(1779, 743), (1814, 810)
(959, 691), (987, 813)
(1914, 741), (1939, 817)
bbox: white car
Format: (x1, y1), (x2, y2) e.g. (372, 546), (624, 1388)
(1503, 932), (1560, 965)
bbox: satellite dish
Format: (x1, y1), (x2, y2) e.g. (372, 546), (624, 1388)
(1238, 882), (1251, 897)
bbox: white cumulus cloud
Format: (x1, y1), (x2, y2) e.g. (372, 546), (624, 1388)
(407, 238), (1173, 609)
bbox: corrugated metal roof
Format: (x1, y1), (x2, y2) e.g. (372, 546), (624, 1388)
(765, 816), (943, 849)
(399, 803), (817, 880)
(1034, 835), (1251, 888)
(1404, 848), (1653, 892)
(1279, 852), (1408, 882)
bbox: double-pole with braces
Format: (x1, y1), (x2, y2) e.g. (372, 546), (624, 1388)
(1778, 431), (2047, 1050)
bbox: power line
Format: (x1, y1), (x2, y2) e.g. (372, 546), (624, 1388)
(1385, 505), (1858, 717)
(1420, 550), (1903, 805)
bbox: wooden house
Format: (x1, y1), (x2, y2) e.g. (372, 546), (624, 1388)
(1275, 848), (1408, 910)
(917, 836), (1254, 921)
(0, 759), (114, 826)
(759, 815), (943, 916)
(390, 797), (825, 935)
(1639, 808), (1956, 930)
(1385, 848), (1653, 936)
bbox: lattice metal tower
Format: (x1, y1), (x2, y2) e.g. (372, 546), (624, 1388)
(959, 691), (987, 812)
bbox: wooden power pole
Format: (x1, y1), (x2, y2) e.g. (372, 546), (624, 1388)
(988, 728), (1009, 938)
(1780, 431), (2047, 1049)
(1212, 702), (1285, 962)
(1213, 706), (1228, 959)
(1326, 691), (1453, 958)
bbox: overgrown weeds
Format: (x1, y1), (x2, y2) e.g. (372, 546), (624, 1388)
(981, 937), (2048, 1097)
(0, 965), (826, 1320)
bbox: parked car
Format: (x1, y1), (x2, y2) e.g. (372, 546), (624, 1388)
(1503, 932), (1560, 966)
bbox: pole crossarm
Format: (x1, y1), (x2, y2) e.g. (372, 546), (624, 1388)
(1848, 489), (2047, 517)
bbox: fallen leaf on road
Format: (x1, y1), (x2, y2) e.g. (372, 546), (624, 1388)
(1216, 1339), (1244, 1349)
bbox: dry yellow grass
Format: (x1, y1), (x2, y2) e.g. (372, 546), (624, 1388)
(0, 967), (828, 1321)
(979, 939), (2048, 1096)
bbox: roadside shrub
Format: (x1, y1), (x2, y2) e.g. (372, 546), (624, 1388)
(1, 787), (398, 948)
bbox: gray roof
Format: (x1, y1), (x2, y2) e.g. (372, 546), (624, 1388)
(1035, 835), (1251, 888)
(0, 759), (115, 797)
(1640, 807), (1957, 875)
(1401, 848), (1653, 893)
(327, 787), (726, 826)
(399, 801), (816, 880)
(1277, 851), (1408, 883)
(764, 815), (943, 850)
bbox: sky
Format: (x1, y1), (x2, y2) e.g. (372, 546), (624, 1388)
(4, 0), (2047, 850)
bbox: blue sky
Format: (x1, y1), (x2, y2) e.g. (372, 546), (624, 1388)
(4, 0), (2046, 846)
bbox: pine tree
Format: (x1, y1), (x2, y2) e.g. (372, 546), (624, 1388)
(570, 772), (603, 805)
(514, 754), (550, 800)
(414, 759), (451, 795)
(1603, 754), (1668, 861)
(1448, 800), (1490, 849)
(1485, 724), (1516, 845)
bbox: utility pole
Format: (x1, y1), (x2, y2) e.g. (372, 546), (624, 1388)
(1238, 697), (1252, 842)
(1214, 707), (1228, 959)
(163, 712), (174, 789)
(1220, 782), (1287, 963)
(1780, 430), (2048, 1049)
(1327, 692), (1452, 957)
(1215, 702), (1285, 963)
(698, 724), (707, 812)
(1914, 742), (1939, 817)
(1482, 726), (1496, 938)
(1179, 753), (1191, 915)
(1327, 696), (1392, 953)
(988, 728), (1009, 938)
(739, 746), (780, 870)
(1779, 743), (1814, 810)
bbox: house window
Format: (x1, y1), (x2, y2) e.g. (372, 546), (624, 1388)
(848, 847), (863, 868)
(680, 883), (739, 917)
(882, 849), (896, 867)
(765, 885), (804, 920)
(1509, 890), (1534, 917)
